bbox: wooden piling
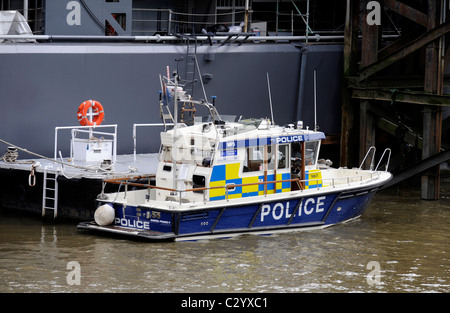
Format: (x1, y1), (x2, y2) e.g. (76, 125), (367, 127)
(340, 0), (360, 168)
(359, 0), (379, 168)
(421, 0), (444, 200)
(342, 0), (447, 198)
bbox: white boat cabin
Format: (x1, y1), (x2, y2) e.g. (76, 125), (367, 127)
(154, 117), (325, 203)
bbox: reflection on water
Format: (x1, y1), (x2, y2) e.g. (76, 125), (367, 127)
(0, 188), (449, 293)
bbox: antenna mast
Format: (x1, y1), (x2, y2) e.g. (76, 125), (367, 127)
(314, 70), (318, 131)
(173, 73), (179, 192)
(266, 73), (275, 125)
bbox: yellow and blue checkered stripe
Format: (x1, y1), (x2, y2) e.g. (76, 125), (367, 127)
(209, 163), (291, 201)
(305, 169), (323, 189)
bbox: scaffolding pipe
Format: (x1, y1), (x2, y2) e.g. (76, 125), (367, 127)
(23, 0), (28, 20)
(0, 34), (399, 42)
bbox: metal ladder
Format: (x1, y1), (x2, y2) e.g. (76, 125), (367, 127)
(42, 166), (58, 218)
(173, 34), (198, 97)
(184, 36), (197, 97)
(181, 35), (198, 125)
(180, 101), (196, 125)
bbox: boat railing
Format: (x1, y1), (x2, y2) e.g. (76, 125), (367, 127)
(359, 146), (376, 170)
(102, 171), (383, 204)
(54, 124), (118, 163)
(375, 148), (391, 172)
(359, 147), (391, 172)
(132, 123), (174, 161)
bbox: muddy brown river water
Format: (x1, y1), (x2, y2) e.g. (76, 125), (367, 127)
(1, 182), (449, 293)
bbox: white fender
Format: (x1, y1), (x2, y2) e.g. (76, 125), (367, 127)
(94, 204), (115, 226)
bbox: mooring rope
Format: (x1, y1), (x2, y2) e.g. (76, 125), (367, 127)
(1, 147), (19, 163)
(0, 137), (96, 170)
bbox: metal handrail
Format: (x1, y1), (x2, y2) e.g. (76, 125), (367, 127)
(359, 146), (392, 172)
(132, 123), (174, 161)
(375, 148), (391, 172)
(0, 34), (347, 42)
(103, 171), (382, 203)
(54, 124), (118, 163)
(359, 146), (376, 170)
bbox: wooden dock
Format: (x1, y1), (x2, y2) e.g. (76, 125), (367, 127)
(341, 0), (450, 200)
(0, 153), (159, 220)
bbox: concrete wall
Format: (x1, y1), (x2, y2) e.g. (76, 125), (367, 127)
(0, 42), (343, 158)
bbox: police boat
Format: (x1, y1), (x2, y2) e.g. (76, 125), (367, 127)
(77, 72), (392, 241)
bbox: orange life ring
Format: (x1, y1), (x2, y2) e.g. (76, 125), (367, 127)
(77, 100), (104, 126)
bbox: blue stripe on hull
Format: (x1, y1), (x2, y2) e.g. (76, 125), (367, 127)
(113, 206), (173, 233)
(324, 192), (375, 226)
(107, 190), (376, 239)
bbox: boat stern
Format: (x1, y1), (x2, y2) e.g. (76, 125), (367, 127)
(77, 198), (177, 241)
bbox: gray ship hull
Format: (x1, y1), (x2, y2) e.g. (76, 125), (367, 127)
(0, 43), (343, 157)
(0, 42), (343, 220)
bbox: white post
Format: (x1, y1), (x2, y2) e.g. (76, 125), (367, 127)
(314, 70), (318, 131)
(87, 100), (94, 138)
(244, 0), (249, 32)
(173, 75), (178, 192)
(306, 0), (310, 42)
(113, 125), (117, 163)
(23, 0), (28, 21)
(168, 9), (172, 34)
(133, 124), (137, 162)
(266, 72), (274, 125)
(133, 123), (173, 161)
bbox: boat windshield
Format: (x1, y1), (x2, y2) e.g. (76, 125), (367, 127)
(305, 141), (320, 166)
(237, 118), (262, 129)
(194, 116), (262, 138)
(217, 118), (262, 138)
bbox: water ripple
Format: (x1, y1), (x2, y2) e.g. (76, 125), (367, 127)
(1, 190), (449, 293)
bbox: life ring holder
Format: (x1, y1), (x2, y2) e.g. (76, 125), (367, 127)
(77, 100), (104, 126)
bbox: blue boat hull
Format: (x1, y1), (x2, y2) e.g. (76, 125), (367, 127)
(77, 186), (379, 241)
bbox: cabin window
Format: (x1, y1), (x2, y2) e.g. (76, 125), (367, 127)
(193, 175), (206, 193)
(244, 144), (289, 172)
(243, 146), (263, 172)
(268, 144), (289, 170)
(277, 144), (289, 169)
(305, 141), (319, 166)
(161, 145), (172, 162)
(190, 137), (195, 155)
(267, 145), (275, 170)
(291, 141), (319, 172)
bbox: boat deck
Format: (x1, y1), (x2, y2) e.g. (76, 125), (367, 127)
(0, 153), (160, 180)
